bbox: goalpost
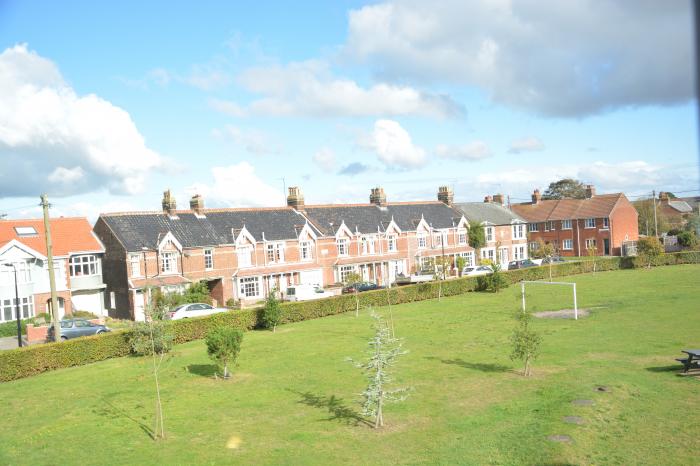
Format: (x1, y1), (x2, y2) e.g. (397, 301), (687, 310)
(520, 281), (578, 320)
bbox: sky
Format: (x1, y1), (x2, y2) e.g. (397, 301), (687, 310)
(0, 0), (698, 222)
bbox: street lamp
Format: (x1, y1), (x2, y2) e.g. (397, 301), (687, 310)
(2, 263), (23, 347)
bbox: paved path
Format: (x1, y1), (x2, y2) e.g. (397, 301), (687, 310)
(0, 336), (29, 350)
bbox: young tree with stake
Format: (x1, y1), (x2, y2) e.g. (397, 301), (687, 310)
(205, 326), (244, 379)
(261, 290), (283, 332)
(510, 311), (542, 377)
(344, 271), (363, 317)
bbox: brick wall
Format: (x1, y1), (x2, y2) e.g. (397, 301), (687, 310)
(93, 218), (131, 319)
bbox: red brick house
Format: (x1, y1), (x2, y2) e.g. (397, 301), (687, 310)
(511, 185), (638, 257)
(94, 187), (473, 320)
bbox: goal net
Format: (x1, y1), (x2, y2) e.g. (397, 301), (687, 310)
(520, 281), (579, 319)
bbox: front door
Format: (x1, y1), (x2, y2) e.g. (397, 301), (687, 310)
(133, 290), (145, 321)
(603, 238), (610, 255)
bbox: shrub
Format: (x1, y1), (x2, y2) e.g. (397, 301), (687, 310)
(71, 310), (99, 319)
(225, 298), (239, 309)
(129, 321), (174, 356)
(637, 236), (664, 268)
(205, 326), (243, 379)
(677, 231), (697, 248)
(0, 319), (29, 337)
(261, 291), (282, 331)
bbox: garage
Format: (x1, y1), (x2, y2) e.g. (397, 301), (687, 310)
(299, 269), (323, 287)
(71, 289), (105, 316)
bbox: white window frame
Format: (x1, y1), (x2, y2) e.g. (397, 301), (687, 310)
(585, 218), (596, 228)
(585, 239), (597, 249)
(529, 241), (539, 251)
(204, 248), (214, 270)
(161, 252), (177, 274)
(237, 246), (253, 268)
(70, 254), (99, 277)
(129, 254), (141, 277)
(562, 219), (572, 230)
(563, 239), (573, 250)
(485, 227), (494, 243)
(339, 265), (356, 282)
(513, 245), (526, 261)
(464, 251), (474, 267)
(265, 242), (285, 264)
(512, 224), (525, 240)
(417, 232), (427, 249)
(300, 240), (313, 261)
(239, 277), (260, 298)
(528, 223), (539, 232)
(602, 217), (609, 229)
(337, 238), (349, 256)
(387, 235), (397, 252)
(457, 229), (467, 245)
(480, 247), (495, 262)
(1, 296), (34, 322)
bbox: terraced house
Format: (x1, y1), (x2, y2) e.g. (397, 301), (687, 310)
(511, 185), (639, 257)
(94, 187), (473, 320)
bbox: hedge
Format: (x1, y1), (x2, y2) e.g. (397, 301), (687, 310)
(1, 251), (698, 382)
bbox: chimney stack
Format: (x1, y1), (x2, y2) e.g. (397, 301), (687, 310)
(531, 189), (541, 204)
(437, 186), (454, 206)
(492, 193), (505, 205)
(484, 195), (493, 203)
(190, 194), (204, 215)
(659, 191), (669, 201)
(287, 186), (305, 210)
(370, 187), (387, 207)
(585, 184), (596, 198)
(162, 189), (177, 214)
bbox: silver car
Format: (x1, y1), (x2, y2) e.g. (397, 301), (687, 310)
(47, 319), (111, 341)
(168, 303), (229, 320)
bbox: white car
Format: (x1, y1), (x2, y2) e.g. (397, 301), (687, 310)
(169, 302), (229, 320)
(461, 265), (494, 277)
(285, 284), (333, 301)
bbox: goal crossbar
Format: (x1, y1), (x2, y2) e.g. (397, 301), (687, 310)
(520, 280), (578, 320)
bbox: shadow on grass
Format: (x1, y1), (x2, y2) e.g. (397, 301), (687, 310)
(289, 389), (372, 427)
(92, 399), (154, 439)
(186, 364), (219, 377)
(426, 356), (511, 373)
(645, 365), (685, 373)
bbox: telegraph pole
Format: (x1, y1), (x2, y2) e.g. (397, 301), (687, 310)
(41, 194), (61, 341)
(652, 190), (658, 237)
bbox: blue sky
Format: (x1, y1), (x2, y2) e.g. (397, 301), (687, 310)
(0, 0), (697, 221)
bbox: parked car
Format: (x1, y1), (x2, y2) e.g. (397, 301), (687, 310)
(169, 303), (229, 320)
(461, 265), (493, 277)
(286, 284), (333, 301)
(47, 318), (111, 341)
(507, 259), (538, 270)
(342, 281), (383, 294)
(541, 256), (566, 265)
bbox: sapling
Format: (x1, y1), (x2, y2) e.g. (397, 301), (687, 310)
(261, 290), (282, 332)
(344, 272), (363, 317)
(205, 326), (243, 379)
(350, 311), (409, 428)
(510, 311), (542, 377)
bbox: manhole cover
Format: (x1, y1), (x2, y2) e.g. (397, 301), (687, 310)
(547, 435), (572, 443)
(563, 416), (585, 425)
(572, 399), (595, 406)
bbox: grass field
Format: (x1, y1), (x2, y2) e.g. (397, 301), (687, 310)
(1, 265), (698, 465)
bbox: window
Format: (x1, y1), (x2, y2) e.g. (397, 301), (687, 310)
(528, 223), (539, 232)
(529, 242), (539, 251)
(0, 261), (32, 285)
(603, 217), (609, 229)
(237, 246), (253, 268)
(266, 242), (285, 263)
(485, 227), (494, 242)
(513, 245), (526, 260)
(585, 218), (596, 228)
(70, 255), (99, 276)
(1, 296), (33, 322)
(361, 236), (375, 255)
(499, 247), (509, 264)
(464, 251), (474, 267)
(434, 232), (442, 247)
(204, 249), (213, 269)
(457, 230), (467, 245)
(563, 239), (573, 250)
(14, 226), (37, 236)
(512, 224), (525, 240)
(129, 254), (141, 277)
(562, 219), (572, 230)
(387, 235), (397, 252)
(480, 248), (495, 261)
(239, 277), (260, 298)
(110, 292), (116, 309)
(300, 241), (312, 261)
(339, 265), (355, 282)
(337, 238), (349, 256)
(548, 221), (556, 231)
(585, 239), (597, 249)
(417, 232), (427, 249)
(161, 252), (177, 274)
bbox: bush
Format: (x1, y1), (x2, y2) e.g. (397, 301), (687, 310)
(0, 319), (29, 337)
(225, 298), (239, 309)
(205, 326), (243, 379)
(129, 321), (174, 356)
(71, 310), (99, 319)
(261, 292), (282, 331)
(677, 231), (697, 248)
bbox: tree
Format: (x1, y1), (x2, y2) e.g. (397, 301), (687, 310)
(677, 231), (698, 249)
(510, 311), (542, 377)
(455, 255), (466, 276)
(468, 221), (486, 263)
(350, 312), (409, 429)
(634, 198), (669, 236)
(586, 244), (598, 274)
(205, 326), (244, 379)
(529, 238), (554, 259)
(477, 260), (507, 292)
(344, 271), (363, 317)
(541, 178), (587, 200)
(636, 236), (663, 268)
(261, 290), (282, 332)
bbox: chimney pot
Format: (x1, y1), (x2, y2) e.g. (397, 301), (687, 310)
(162, 189), (177, 214)
(492, 193), (505, 205)
(484, 195), (493, 203)
(437, 186), (454, 206)
(659, 191), (669, 201)
(585, 184), (596, 198)
(287, 186), (305, 210)
(531, 189), (541, 204)
(190, 194), (204, 215)
(370, 187), (387, 207)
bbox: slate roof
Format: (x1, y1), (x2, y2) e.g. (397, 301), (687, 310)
(511, 194), (625, 222)
(99, 208), (319, 251)
(666, 200), (693, 213)
(453, 202), (524, 225)
(0, 217), (104, 257)
(302, 202), (465, 235)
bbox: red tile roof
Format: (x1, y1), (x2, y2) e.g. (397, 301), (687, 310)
(511, 194), (625, 222)
(0, 217), (104, 257)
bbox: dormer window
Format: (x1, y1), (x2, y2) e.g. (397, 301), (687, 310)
(161, 252), (177, 274)
(337, 238), (349, 256)
(387, 235), (397, 252)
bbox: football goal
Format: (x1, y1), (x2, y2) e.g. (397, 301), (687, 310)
(520, 281), (578, 320)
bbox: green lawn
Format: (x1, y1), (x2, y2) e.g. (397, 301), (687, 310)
(1, 265), (698, 465)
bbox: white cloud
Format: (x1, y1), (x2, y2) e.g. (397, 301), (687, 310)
(182, 62), (231, 91)
(509, 137), (545, 154)
(313, 147), (336, 172)
(435, 141), (491, 160)
(212, 125), (279, 155)
(213, 60), (462, 118)
(344, 0), (693, 117)
(359, 119), (426, 168)
(0, 44), (162, 198)
(185, 162), (282, 207)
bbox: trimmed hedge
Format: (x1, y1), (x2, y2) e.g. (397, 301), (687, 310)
(1, 251), (698, 382)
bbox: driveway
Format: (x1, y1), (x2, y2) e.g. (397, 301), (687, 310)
(0, 336), (29, 350)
